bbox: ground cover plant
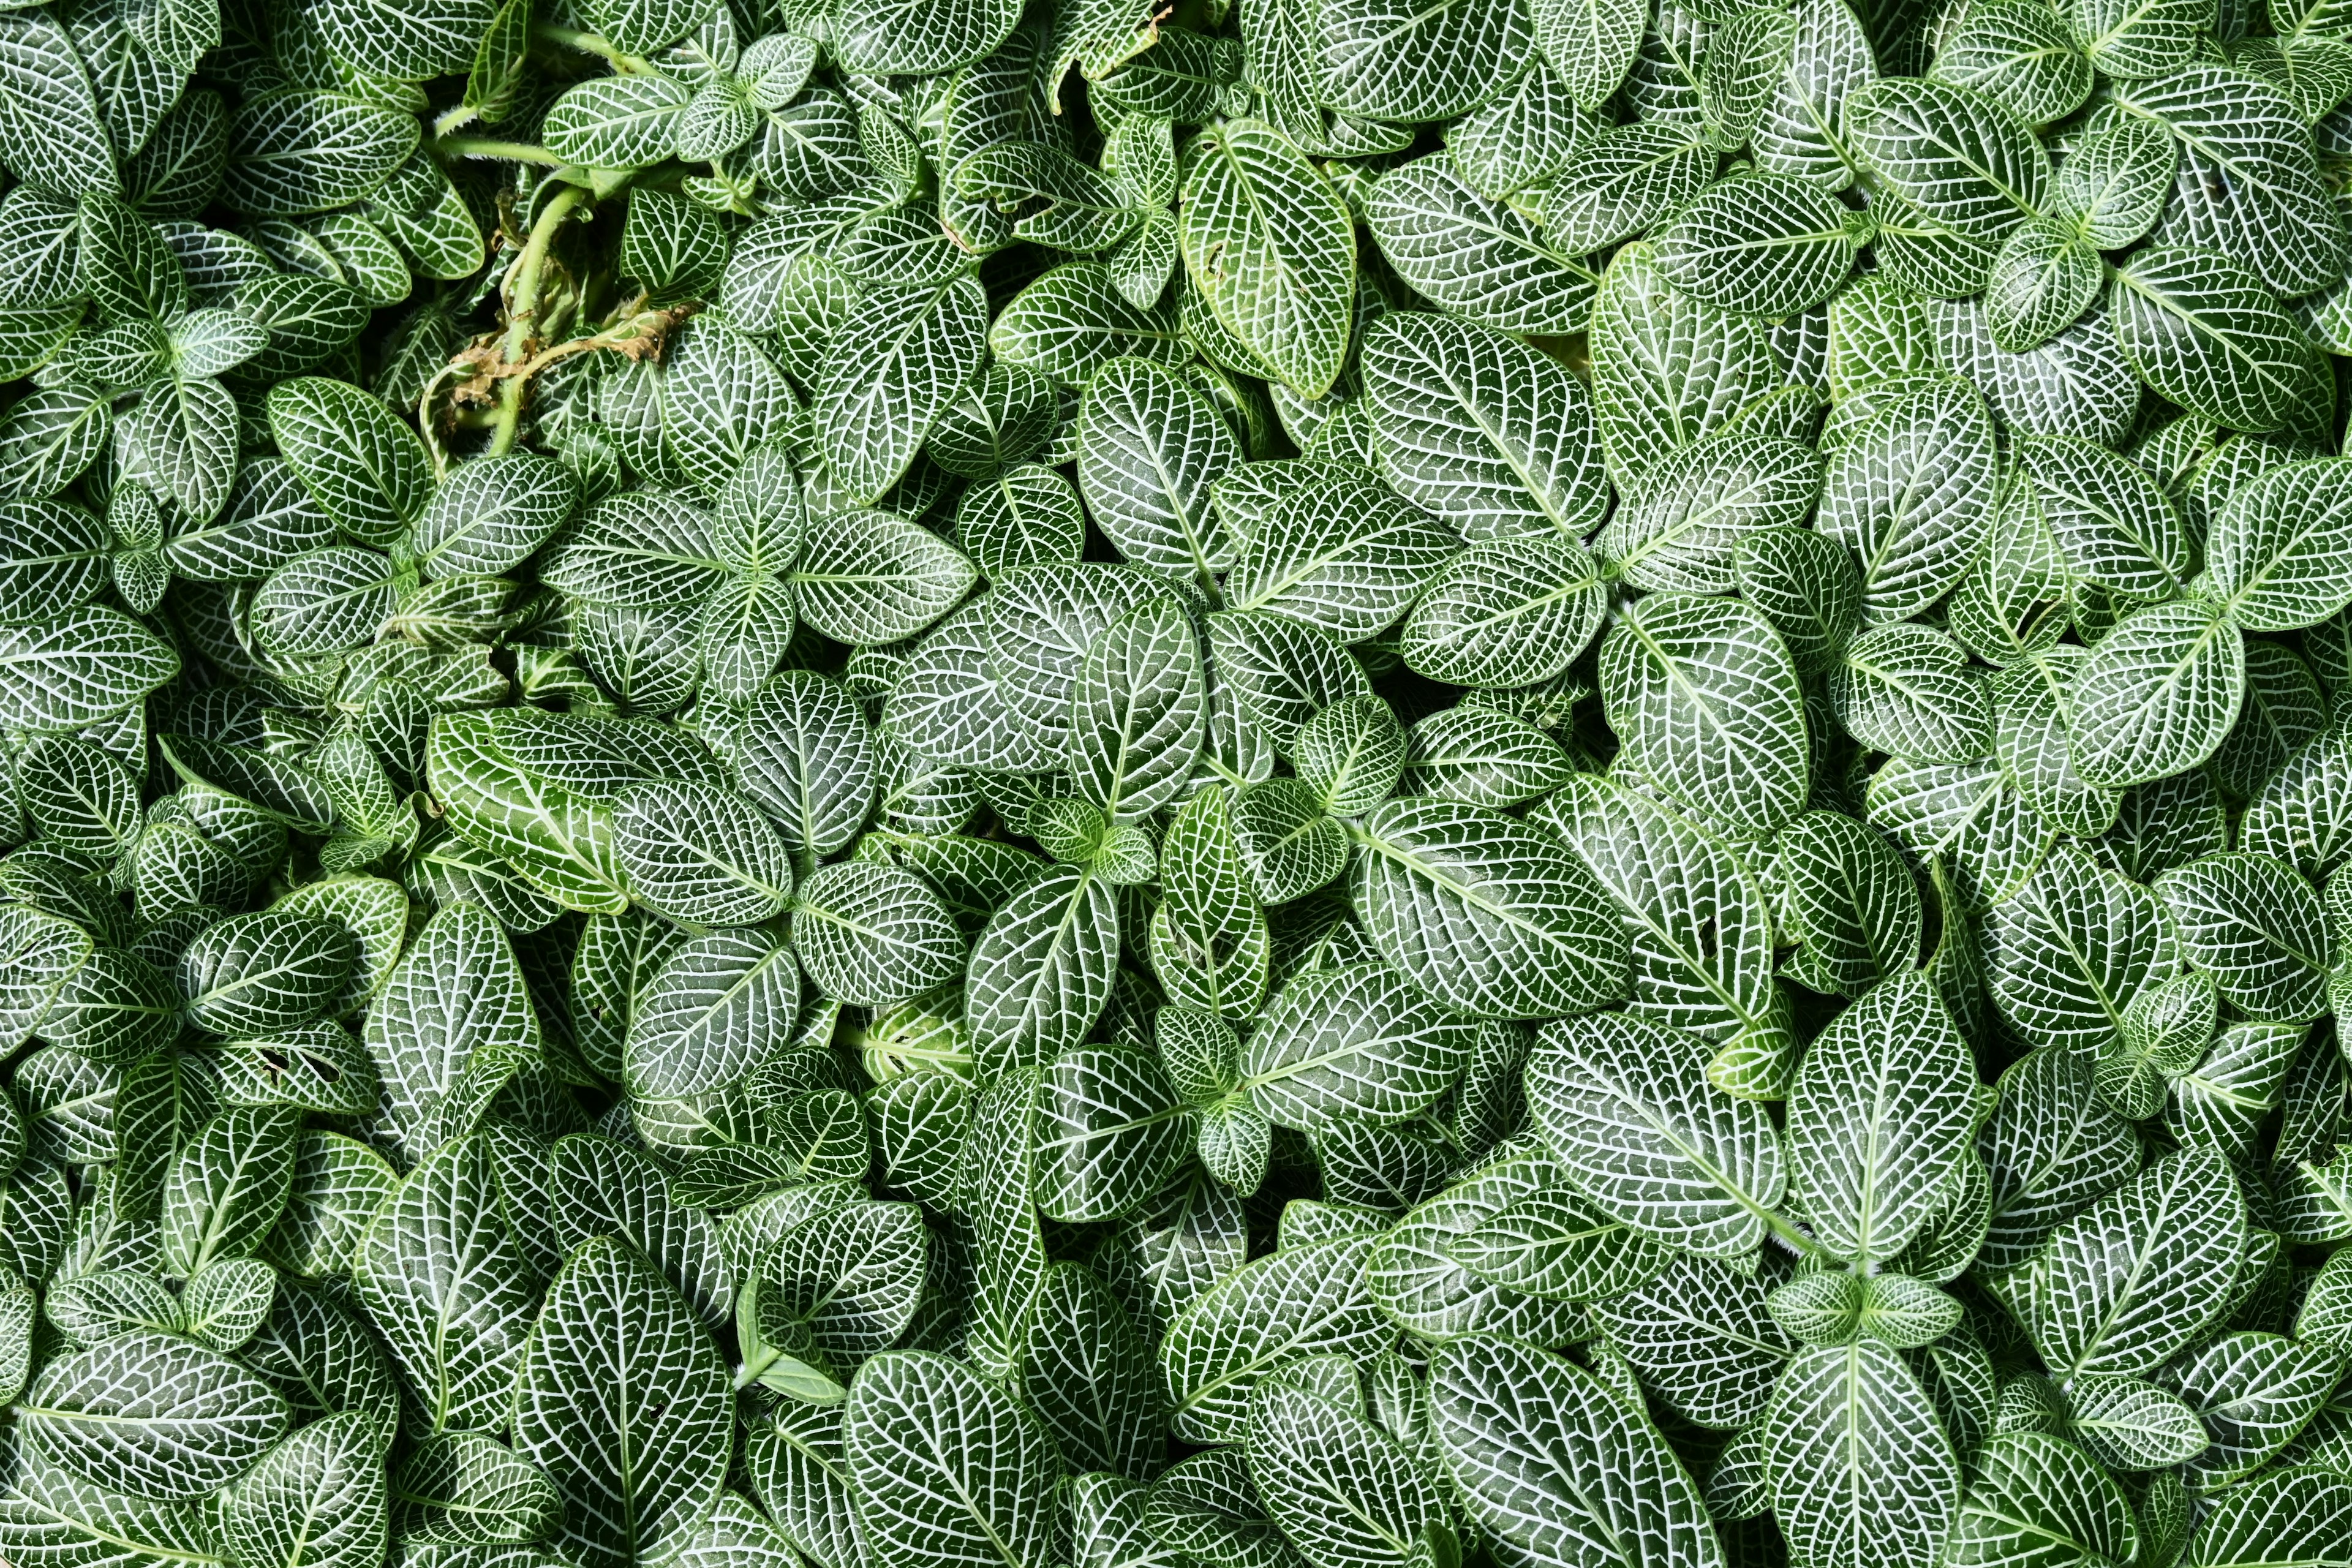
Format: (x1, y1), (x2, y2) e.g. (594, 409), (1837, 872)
(4, 0), (2352, 1562)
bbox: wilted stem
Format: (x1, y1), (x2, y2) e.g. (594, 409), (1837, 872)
(488, 184), (589, 457)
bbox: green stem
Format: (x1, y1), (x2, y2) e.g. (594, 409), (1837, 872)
(488, 184), (589, 458)
(1763, 1212), (1826, 1260)
(434, 136), (565, 167)
(532, 21), (656, 72)
(431, 103), (480, 137)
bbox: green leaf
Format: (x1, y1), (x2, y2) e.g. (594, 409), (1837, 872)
(1754, 0), (1875, 189)
(1242, 961), (1477, 1131)
(126, 378), (236, 526)
(2108, 246), (2318, 434)
(1033, 1044), (1189, 1221)
(2067, 598), (2247, 788)
(624, 930), (797, 1101)
(1368, 1147), (1589, 1344)
(266, 377), (431, 548)
(2026, 1144), (2248, 1378)
(1533, 774), (1792, 1091)
(1785, 971), (1977, 1262)
(1077, 359), (1240, 587)
(391, 1430), (560, 1545)
(1526, 1010), (1787, 1257)
(816, 278), (989, 505)
(219, 1411), (388, 1568)
(842, 1351), (1058, 1568)
(1429, 1334), (1722, 1568)
(1246, 1374), (1452, 1568)
(1588, 243), (1775, 485)
(966, 864), (1117, 1076)
(513, 1237), (731, 1568)
(2185, 1468), (2352, 1568)
(266, 1129), (398, 1278)
(364, 902), (538, 1156)
(1447, 1178), (1670, 1303)
(1818, 379), (1997, 624)
(734, 671), (876, 856)
(791, 508), (978, 645)
(1229, 472), (1458, 645)
(613, 778), (795, 928)
(180, 910), (352, 1036)
(1934, 0), (2094, 124)
(1845, 77), (2048, 241)
(1532, 0), (1642, 110)
(1984, 840), (2176, 1058)
(0, 499), (112, 621)
(1349, 797), (1628, 1019)
(1984, 219), (2102, 353)
(989, 262), (1188, 387)
(1362, 310), (1607, 542)
(541, 75), (689, 170)
(414, 454), (578, 581)
(0, 12), (116, 198)
(1602, 433), (1824, 597)
(1366, 156), (1597, 336)
(1830, 623), (1991, 764)
(743, 1199), (927, 1398)
(1144, 1447), (1301, 1568)
(1161, 1232), (1387, 1444)
(1072, 597), (1207, 823)
(793, 861), (963, 1008)
(833, 0), (1022, 75)
(352, 1133), (541, 1434)
(1764, 1341), (1959, 1568)
(2064, 1376), (2207, 1471)
(424, 712), (633, 914)
(1976, 1048), (2139, 1272)
(2017, 432), (2188, 600)
(1152, 784), (1272, 1018)
(1536, 121), (1713, 255)
(1017, 1266), (1166, 1482)
(1397, 536), (1608, 690)
(1654, 172), (1856, 317)
(1703, 6), (1801, 150)
(1180, 119), (1355, 396)
(2172, 1330), (2340, 1487)
(2068, 0), (2208, 76)
(2112, 65), (2343, 295)
(2206, 456), (2352, 633)
(1768, 808), (1923, 997)
(162, 1103), (301, 1276)
(0, 606), (179, 734)
(1599, 591), (1809, 839)
(2157, 852), (2329, 1023)
(549, 1134), (731, 1326)
(1444, 61), (1583, 197)
(20, 1332), (287, 1501)
(0, 1447), (222, 1567)
(224, 92), (417, 216)
(313, 0), (492, 80)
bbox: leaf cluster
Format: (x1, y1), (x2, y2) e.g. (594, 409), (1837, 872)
(6, 0), (2352, 1564)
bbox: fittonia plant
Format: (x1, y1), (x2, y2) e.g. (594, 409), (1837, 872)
(2, 0), (2352, 1564)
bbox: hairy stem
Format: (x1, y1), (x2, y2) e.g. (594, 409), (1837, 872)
(532, 21), (656, 73)
(434, 136), (566, 167)
(488, 184), (589, 458)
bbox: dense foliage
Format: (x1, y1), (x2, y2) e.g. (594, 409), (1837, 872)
(6, 0), (2352, 1563)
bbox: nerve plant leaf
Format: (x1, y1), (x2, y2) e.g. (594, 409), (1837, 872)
(0, 6), (2332, 1563)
